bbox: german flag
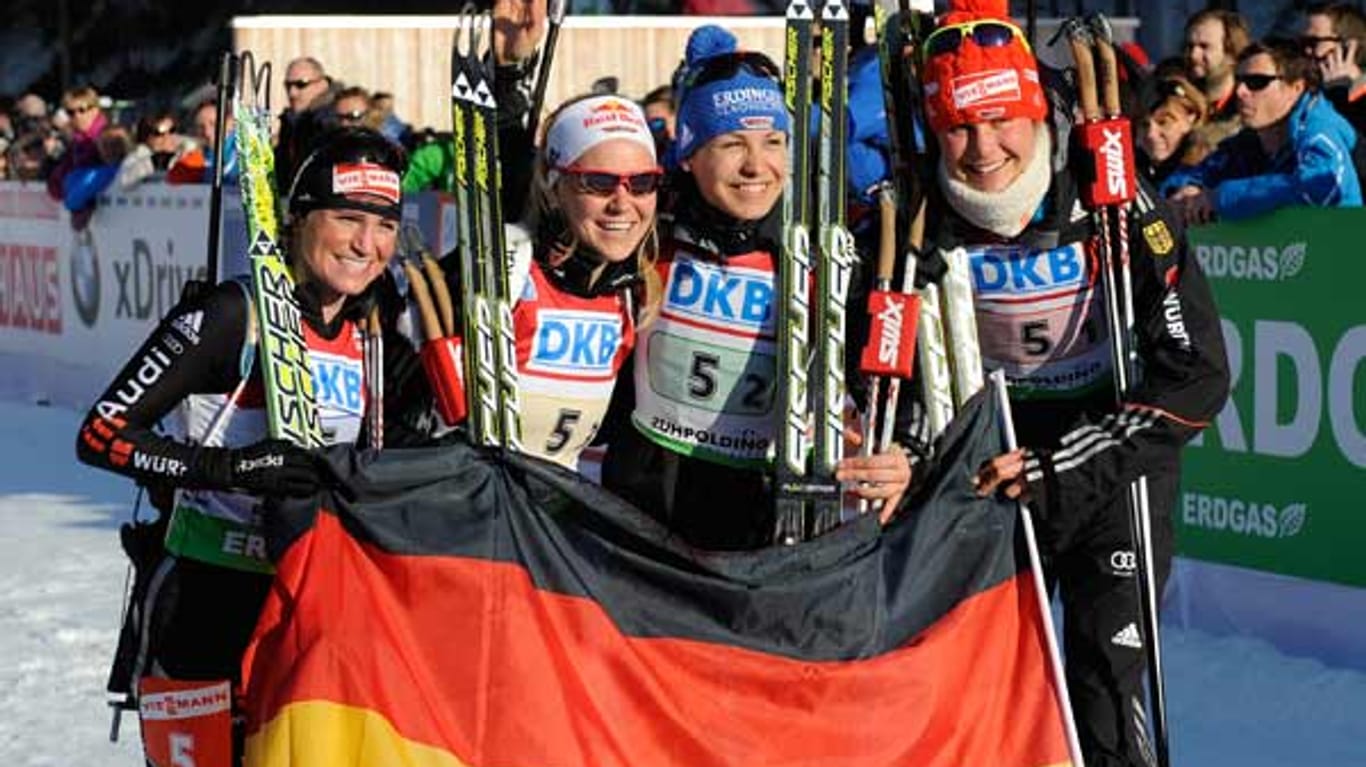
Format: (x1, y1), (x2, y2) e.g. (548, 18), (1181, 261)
(241, 390), (1073, 767)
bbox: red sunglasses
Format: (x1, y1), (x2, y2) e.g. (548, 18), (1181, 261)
(556, 166), (663, 196)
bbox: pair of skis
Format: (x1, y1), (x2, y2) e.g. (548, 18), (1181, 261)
(231, 52), (326, 449)
(775, 0), (857, 544)
(1060, 15), (1170, 767)
(451, 5), (522, 452)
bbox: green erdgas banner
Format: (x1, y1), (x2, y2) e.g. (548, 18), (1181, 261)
(1181, 207), (1366, 588)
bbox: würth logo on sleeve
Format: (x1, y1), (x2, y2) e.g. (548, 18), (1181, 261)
(952, 70), (1022, 110)
(332, 164), (401, 204)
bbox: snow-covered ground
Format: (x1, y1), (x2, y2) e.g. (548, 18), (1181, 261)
(0, 400), (1363, 766)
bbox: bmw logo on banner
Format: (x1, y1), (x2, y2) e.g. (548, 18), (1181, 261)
(71, 228), (100, 327)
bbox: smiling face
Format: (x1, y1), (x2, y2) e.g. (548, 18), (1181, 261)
(682, 129), (787, 221)
(295, 205), (398, 318)
(934, 116), (1038, 193)
(554, 139), (658, 262)
(1142, 104), (1197, 163)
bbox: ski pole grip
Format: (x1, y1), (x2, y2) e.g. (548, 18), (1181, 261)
(1065, 33), (1101, 122)
(421, 336), (469, 426)
(860, 290), (919, 378)
(1094, 34), (1123, 119)
(421, 255), (456, 336)
(1079, 117), (1136, 208)
(402, 261), (445, 343)
(876, 187), (897, 283)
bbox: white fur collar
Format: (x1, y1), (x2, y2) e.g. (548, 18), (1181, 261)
(939, 124), (1052, 239)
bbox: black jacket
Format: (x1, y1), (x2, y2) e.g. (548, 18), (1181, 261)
(925, 164), (1229, 547)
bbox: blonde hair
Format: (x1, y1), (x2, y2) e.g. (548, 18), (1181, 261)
(525, 93), (663, 327)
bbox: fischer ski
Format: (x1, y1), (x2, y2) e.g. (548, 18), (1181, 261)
(775, 0), (853, 543)
(813, 0), (855, 536)
(452, 5), (522, 451)
(775, 0), (817, 545)
(233, 52), (324, 448)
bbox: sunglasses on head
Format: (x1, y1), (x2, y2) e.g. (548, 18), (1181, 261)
(284, 77), (319, 91)
(924, 20), (1031, 61)
(682, 51), (782, 92)
(557, 166), (664, 197)
(1235, 73), (1282, 92)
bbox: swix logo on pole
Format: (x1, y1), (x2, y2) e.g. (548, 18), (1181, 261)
(1080, 117), (1136, 207)
(1101, 127), (1128, 199)
(860, 290), (918, 378)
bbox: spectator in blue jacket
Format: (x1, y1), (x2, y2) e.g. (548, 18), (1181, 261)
(1168, 39), (1361, 225)
(845, 45), (891, 233)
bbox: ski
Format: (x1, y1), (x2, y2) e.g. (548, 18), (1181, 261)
(233, 52), (324, 448)
(812, 0), (854, 535)
(774, 0), (816, 545)
(452, 5), (522, 452)
(774, 0), (852, 542)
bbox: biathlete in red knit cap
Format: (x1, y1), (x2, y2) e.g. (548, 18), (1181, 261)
(915, 2), (1231, 765)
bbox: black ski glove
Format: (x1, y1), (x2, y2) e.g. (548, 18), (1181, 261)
(223, 439), (324, 498)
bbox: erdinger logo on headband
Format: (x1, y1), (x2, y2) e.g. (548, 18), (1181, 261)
(583, 100), (647, 131)
(952, 69), (1023, 110)
(331, 163), (401, 204)
(712, 87), (784, 116)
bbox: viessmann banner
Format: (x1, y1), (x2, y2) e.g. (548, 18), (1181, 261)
(1182, 207), (1366, 588)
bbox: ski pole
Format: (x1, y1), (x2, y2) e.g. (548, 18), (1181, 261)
(1088, 15), (1170, 767)
(856, 187), (919, 517)
(1062, 16), (1170, 767)
(526, 0), (568, 142)
(992, 370), (1087, 767)
(205, 51), (235, 292)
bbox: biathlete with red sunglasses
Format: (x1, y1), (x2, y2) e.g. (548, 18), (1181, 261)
(411, 94), (664, 470)
(599, 26), (913, 551)
(508, 95), (666, 467)
(913, 2), (1229, 765)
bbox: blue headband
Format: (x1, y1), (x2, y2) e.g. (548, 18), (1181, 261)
(674, 27), (791, 159)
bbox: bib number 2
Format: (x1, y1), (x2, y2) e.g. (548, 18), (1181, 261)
(648, 332), (775, 416)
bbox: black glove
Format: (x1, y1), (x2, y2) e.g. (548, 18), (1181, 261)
(224, 439), (324, 497)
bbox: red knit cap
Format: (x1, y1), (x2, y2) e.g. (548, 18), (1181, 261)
(921, 0), (1047, 133)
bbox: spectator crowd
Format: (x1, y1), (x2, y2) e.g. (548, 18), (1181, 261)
(2, 3), (1364, 225)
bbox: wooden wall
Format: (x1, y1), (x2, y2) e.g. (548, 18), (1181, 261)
(232, 16), (786, 133)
